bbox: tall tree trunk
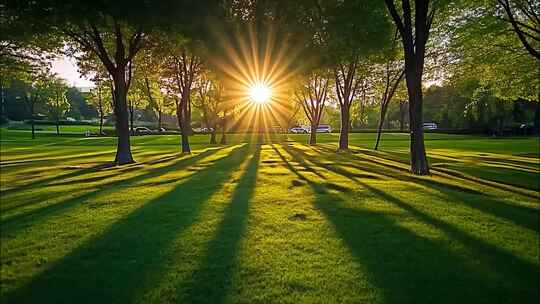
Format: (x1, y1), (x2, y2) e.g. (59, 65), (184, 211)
(158, 110), (162, 131)
(384, 0), (431, 175)
(187, 100), (192, 135)
(112, 70), (134, 165)
(220, 111), (227, 144)
(339, 106), (350, 150)
(309, 124), (317, 145)
(374, 102), (390, 150)
(408, 79), (429, 175)
(179, 94), (191, 153)
(210, 130), (217, 144)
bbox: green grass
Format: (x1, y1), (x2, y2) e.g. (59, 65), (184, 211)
(1, 129), (539, 303)
(4, 124), (115, 133)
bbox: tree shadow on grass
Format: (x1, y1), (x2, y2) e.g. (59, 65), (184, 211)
(275, 145), (540, 303)
(181, 146), (261, 303)
(1, 150), (182, 197)
(305, 145), (540, 233)
(1, 145), (250, 304)
(0, 147), (226, 236)
(318, 145), (539, 198)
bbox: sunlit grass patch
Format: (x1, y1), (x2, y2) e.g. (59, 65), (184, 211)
(0, 132), (539, 303)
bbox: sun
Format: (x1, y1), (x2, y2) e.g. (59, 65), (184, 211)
(248, 83), (272, 104)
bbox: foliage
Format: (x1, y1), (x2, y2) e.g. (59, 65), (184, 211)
(45, 76), (71, 122)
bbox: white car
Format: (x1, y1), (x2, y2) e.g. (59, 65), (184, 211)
(315, 125), (332, 133)
(290, 127), (308, 134)
(422, 122), (438, 130)
(134, 126), (153, 135)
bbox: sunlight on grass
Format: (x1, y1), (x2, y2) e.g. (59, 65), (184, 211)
(0, 133), (539, 303)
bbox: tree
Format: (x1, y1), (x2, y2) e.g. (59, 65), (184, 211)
(449, 0), (540, 133)
(374, 31), (406, 150)
(13, 72), (50, 139)
(384, 0), (437, 175)
(46, 76), (70, 135)
(89, 81), (113, 135)
(273, 0), (391, 150)
(0, 4), (56, 120)
(64, 20), (142, 164)
(294, 71), (331, 145)
(161, 38), (203, 153)
(132, 47), (168, 131)
(322, 1), (391, 150)
(10, 0), (219, 164)
(193, 71), (225, 144)
(127, 86), (146, 134)
(496, 0), (540, 60)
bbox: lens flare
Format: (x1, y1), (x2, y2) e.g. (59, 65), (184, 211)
(249, 83), (272, 104)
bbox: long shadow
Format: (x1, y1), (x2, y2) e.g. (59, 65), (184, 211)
(1, 160), (117, 197)
(182, 146), (261, 303)
(303, 145), (540, 232)
(2, 145), (250, 304)
(0, 149), (115, 166)
(432, 165), (540, 195)
(1, 150), (182, 196)
(0, 147), (227, 236)
(275, 145), (540, 303)
(322, 145), (539, 198)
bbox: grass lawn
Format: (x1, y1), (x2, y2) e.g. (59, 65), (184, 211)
(1, 129), (539, 303)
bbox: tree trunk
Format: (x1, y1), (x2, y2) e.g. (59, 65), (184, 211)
(210, 130), (217, 144)
(186, 97), (192, 135)
(112, 70), (134, 165)
(309, 124), (317, 145)
(220, 111), (227, 144)
(178, 95), (191, 153)
(339, 106), (350, 150)
(384, 0), (430, 175)
(220, 131), (227, 144)
(408, 83), (429, 175)
(158, 110), (162, 131)
(181, 132), (190, 152)
(374, 101), (390, 150)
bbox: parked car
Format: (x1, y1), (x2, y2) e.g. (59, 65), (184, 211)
(316, 125), (332, 133)
(201, 127), (215, 133)
(290, 127), (307, 134)
(422, 122), (438, 130)
(134, 126), (153, 135)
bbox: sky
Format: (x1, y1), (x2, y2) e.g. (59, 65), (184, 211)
(51, 55), (95, 88)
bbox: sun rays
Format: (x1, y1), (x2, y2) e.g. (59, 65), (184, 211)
(210, 24), (304, 141)
(248, 82), (272, 104)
